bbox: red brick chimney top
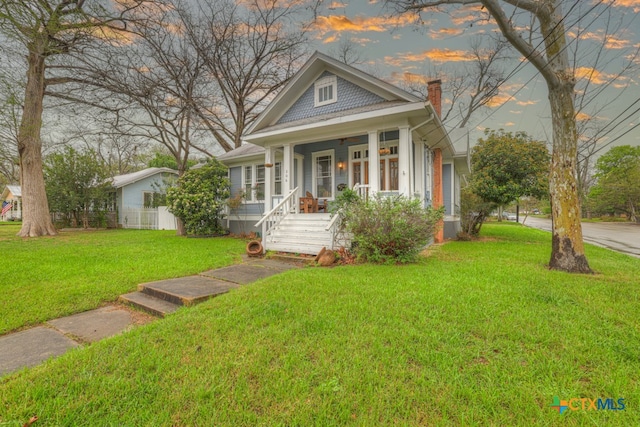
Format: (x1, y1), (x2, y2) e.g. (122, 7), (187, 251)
(427, 79), (442, 119)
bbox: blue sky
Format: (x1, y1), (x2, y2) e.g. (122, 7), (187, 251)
(307, 0), (640, 153)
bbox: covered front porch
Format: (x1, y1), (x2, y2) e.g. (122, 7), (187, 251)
(245, 102), (451, 254)
(251, 102), (447, 213)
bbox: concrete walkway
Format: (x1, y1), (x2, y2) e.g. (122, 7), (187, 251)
(0, 256), (300, 377)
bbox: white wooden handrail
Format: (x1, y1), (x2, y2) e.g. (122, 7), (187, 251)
(255, 186), (299, 227)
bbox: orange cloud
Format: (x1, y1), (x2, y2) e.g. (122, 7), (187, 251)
(568, 30), (631, 49)
(613, 0), (640, 12)
(327, 1), (346, 9)
(312, 14), (419, 42)
(429, 28), (465, 40)
(392, 48), (473, 64)
(576, 111), (591, 122)
(485, 94), (513, 108)
(390, 71), (431, 86)
(450, 5), (491, 26)
(515, 99), (538, 106)
(351, 37), (374, 46)
(504, 122), (515, 127)
(574, 67), (615, 85)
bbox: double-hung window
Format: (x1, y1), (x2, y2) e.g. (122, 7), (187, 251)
(314, 76), (337, 107)
(255, 165), (265, 200)
(244, 163), (276, 201)
(274, 162), (282, 196)
(244, 166), (253, 199)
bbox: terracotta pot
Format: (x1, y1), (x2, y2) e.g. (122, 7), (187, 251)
(246, 240), (263, 257)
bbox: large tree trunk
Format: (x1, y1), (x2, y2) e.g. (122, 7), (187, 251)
(547, 82), (591, 273)
(17, 48), (57, 237)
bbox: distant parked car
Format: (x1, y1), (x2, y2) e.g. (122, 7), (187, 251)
(502, 212), (518, 221)
(532, 209), (541, 215)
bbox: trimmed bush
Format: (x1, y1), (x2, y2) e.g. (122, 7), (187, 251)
(166, 159), (230, 236)
(343, 195), (444, 264)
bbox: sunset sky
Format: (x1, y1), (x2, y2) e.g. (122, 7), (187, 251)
(307, 0), (640, 153)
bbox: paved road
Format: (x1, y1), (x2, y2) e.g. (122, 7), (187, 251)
(520, 216), (640, 258)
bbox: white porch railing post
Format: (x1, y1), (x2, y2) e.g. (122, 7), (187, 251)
(368, 130), (379, 195)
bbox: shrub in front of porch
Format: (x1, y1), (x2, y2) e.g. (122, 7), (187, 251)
(343, 195), (444, 264)
(166, 160), (230, 236)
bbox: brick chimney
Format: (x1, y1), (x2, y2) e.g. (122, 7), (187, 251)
(427, 79), (442, 119)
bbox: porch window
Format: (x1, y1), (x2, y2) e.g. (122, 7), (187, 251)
(244, 166), (253, 198)
(255, 164), (265, 200)
(312, 150), (334, 199)
(274, 162), (282, 196)
(314, 75), (337, 107)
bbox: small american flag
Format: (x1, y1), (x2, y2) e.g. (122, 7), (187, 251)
(1, 201), (12, 216)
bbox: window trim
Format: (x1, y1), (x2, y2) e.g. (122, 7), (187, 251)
(314, 75), (337, 107)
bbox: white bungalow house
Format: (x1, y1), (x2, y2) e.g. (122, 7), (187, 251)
(1, 185), (22, 221)
(111, 167), (178, 229)
(218, 52), (469, 254)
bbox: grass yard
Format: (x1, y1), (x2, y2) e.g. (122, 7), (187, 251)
(1, 223), (639, 425)
(0, 224), (246, 334)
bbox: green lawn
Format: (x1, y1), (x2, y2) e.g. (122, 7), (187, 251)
(0, 224), (246, 334)
(1, 223), (639, 425)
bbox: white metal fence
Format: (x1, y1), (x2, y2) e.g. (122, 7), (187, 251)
(121, 208), (158, 229)
(121, 207), (176, 230)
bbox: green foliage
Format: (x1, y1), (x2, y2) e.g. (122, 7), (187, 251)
(166, 159), (230, 235)
(343, 194), (444, 263)
(44, 146), (112, 228)
(471, 129), (549, 207)
(328, 187), (360, 215)
(459, 183), (496, 238)
(146, 150), (197, 171)
(588, 145), (640, 222)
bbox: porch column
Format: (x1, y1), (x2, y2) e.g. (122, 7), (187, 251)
(282, 143), (294, 194)
(367, 130), (379, 194)
(264, 146), (275, 211)
(398, 125), (411, 196)
(433, 148), (444, 243)
(414, 140), (424, 200)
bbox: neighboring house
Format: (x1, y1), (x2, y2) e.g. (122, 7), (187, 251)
(1, 185), (22, 221)
(218, 52), (469, 254)
(111, 167), (179, 229)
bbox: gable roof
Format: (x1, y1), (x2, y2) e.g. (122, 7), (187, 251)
(2, 185), (21, 199)
(217, 143), (264, 163)
(245, 51), (421, 136)
(111, 167), (178, 189)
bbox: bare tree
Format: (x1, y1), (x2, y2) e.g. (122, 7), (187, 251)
(86, 7), (213, 176)
(180, 0), (308, 150)
(400, 37), (509, 129)
(387, 0), (600, 273)
(328, 39), (368, 66)
(0, 79), (21, 185)
(0, 0), (147, 237)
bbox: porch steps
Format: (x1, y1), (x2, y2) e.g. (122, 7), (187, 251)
(119, 276), (240, 317)
(118, 258), (301, 317)
(265, 213), (334, 255)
